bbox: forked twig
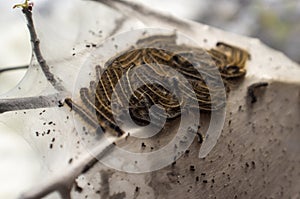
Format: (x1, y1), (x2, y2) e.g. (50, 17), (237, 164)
(0, 1), (67, 114)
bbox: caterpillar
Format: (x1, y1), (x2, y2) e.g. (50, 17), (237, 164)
(65, 34), (250, 136)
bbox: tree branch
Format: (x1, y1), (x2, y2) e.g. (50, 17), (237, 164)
(0, 94), (64, 114)
(0, 4), (68, 114)
(21, 8), (65, 92)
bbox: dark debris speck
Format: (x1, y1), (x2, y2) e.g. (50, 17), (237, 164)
(190, 165), (195, 171)
(251, 161), (256, 169)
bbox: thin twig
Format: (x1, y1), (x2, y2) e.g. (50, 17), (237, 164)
(22, 8), (65, 92)
(0, 65), (29, 74)
(0, 93), (64, 114)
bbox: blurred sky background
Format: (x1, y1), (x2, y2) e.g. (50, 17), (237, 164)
(0, 0), (299, 198)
